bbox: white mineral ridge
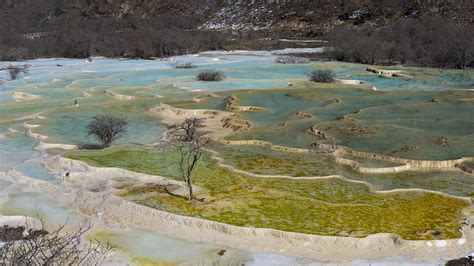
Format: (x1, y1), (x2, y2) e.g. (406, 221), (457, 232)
(247, 253), (311, 266)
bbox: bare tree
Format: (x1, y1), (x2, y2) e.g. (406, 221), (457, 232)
(175, 137), (206, 201)
(0, 218), (114, 265)
(168, 118), (202, 142)
(3, 65), (30, 80)
(168, 117), (206, 201)
(86, 116), (128, 148)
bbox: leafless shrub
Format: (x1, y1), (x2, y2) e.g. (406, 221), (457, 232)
(196, 69), (225, 82)
(174, 62), (196, 69)
(86, 116), (128, 148)
(275, 56), (310, 64)
(0, 218), (114, 265)
(309, 70), (335, 83)
(3, 65), (30, 80)
(174, 137), (206, 201)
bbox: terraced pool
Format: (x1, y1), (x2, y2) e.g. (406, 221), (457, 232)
(1, 51), (473, 263)
(66, 146), (470, 240)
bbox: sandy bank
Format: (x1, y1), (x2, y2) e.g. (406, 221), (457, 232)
(26, 128), (48, 141)
(366, 67), (412, 78)
(192, 91), (220, 102)
(12, 92), (41, 102)
(23, 122), (40, 129)
(14, 112), (46, 122)
(20, 117), (78, 151)
(105, 90), (135, 100)
(337, 146), (474, 174)
(45, 156), (200, 194)
(224, 95), (264, 112)
(150, 103), (251, 140)
(35, 142), (78, 151)
(334, 78), (365, 85)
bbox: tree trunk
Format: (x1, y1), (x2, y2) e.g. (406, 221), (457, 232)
(185, 176), (193, 201)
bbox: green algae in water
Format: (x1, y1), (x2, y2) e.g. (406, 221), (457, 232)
(90, 228), (229, 266)
(67, 146), (183, 179)
(0, 192), (84, 227)
(215, 85), (474, 160)
(66, 145), (474, 197)
(65, 147), (470, 240)
(214, 145), (474, 197)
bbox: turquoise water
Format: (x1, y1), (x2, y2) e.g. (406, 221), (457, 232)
(216, 145), (474, 197)
(0, 128), (41, 171)
(0, 51), (473, 261)
(14, 162), (59, 184)
(9, 54), (467, 159)
(1, 52), (472, 179)
(33, 105), (166, 146)
(222, 85), (473, 160)
(0, 192), (84, 227)
(91, 228), (247, 264)
(0, 191), (247, 264)
(2, 55), (473, 107)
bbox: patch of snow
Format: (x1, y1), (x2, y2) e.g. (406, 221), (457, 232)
(348, 9), (370, 20)
(200, 2), (276, 31)
(272, 48), (325, 54)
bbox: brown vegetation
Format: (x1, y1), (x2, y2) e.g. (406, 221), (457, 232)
(309, 70), (335, 83)
(327, 17), (474, 69)
(196, 69), (225, 82)
(1, 65), (30, 80)
(0, 0), (473, 69)
(174, 62), (196, 69)
(86, 116), (128, 148)
(0, 219), (114, 265)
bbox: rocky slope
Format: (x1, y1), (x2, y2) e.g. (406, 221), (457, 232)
(1, 0), (473, 36)
(1, 0), (473, 60)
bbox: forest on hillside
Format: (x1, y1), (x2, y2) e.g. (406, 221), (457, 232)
(0, 0), (473, 68)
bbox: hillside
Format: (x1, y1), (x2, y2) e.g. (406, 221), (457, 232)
(2, 0), (473, 34)
(0, 0), (473, 65)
